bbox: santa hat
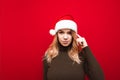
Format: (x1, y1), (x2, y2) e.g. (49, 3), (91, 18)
(49, 15), (78, 36)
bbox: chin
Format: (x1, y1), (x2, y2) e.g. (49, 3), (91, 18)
(62, 44), (70, 47)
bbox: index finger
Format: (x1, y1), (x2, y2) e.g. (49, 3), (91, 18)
(77, 34), (82, 38)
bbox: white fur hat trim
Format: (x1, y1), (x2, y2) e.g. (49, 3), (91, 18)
(49, 20), (77, 36)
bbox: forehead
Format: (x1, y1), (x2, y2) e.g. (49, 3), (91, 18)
(58, 28), (71, 32)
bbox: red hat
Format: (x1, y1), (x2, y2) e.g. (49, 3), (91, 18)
(49, 15), (78, 36)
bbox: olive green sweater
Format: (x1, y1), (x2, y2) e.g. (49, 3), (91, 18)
(43, 46), (104, 80)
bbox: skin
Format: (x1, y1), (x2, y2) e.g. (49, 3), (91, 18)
(57, 29), (72, 47)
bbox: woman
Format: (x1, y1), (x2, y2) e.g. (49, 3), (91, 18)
(43, 15), (104, 80)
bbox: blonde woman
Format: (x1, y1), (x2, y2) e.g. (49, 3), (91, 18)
(43, 15), (104, 80)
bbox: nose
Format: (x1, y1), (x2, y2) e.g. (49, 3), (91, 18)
(63, 34), (68, 40)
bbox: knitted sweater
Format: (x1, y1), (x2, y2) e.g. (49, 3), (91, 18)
(43, 46), (104, 80)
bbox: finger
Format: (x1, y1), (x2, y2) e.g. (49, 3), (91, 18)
(77, 34), (82, 38)
(76, 38), (84, 46)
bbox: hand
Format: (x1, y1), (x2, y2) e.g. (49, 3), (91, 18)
(76, 34), (88, 48)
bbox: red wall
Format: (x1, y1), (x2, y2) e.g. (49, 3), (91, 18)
(0, 0), (120, 80)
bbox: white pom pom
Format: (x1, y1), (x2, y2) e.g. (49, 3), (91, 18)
(49, 29), (56, 36)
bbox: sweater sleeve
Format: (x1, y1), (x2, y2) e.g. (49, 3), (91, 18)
(82, 46), (104, 80)
(43, 58), (48, 80)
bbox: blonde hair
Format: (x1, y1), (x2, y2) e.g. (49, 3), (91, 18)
(44, 31), (82, 64)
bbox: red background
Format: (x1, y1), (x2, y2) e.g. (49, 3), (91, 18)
(0, 0), (120, 80)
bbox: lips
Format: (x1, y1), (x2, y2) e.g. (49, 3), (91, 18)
(62, 41), (69, 44)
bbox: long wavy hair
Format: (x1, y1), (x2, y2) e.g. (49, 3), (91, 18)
(44, 30), (82, 64)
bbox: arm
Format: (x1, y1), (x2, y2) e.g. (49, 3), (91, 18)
(76, 35), (104, 80)
(82, 46), (104, 80)
(43, 58), (48, 80)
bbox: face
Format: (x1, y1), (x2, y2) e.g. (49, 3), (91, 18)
(57, 29), (72, 47)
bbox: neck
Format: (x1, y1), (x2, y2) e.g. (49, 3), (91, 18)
(58, 42), (72, 53)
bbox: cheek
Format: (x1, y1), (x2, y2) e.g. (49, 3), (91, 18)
(57, 35), (62, 41)
(69, 36), (72, 41)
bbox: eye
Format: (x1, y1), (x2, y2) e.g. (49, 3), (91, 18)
(58, 31), (64, 34)
(67, 31), (72, 35)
